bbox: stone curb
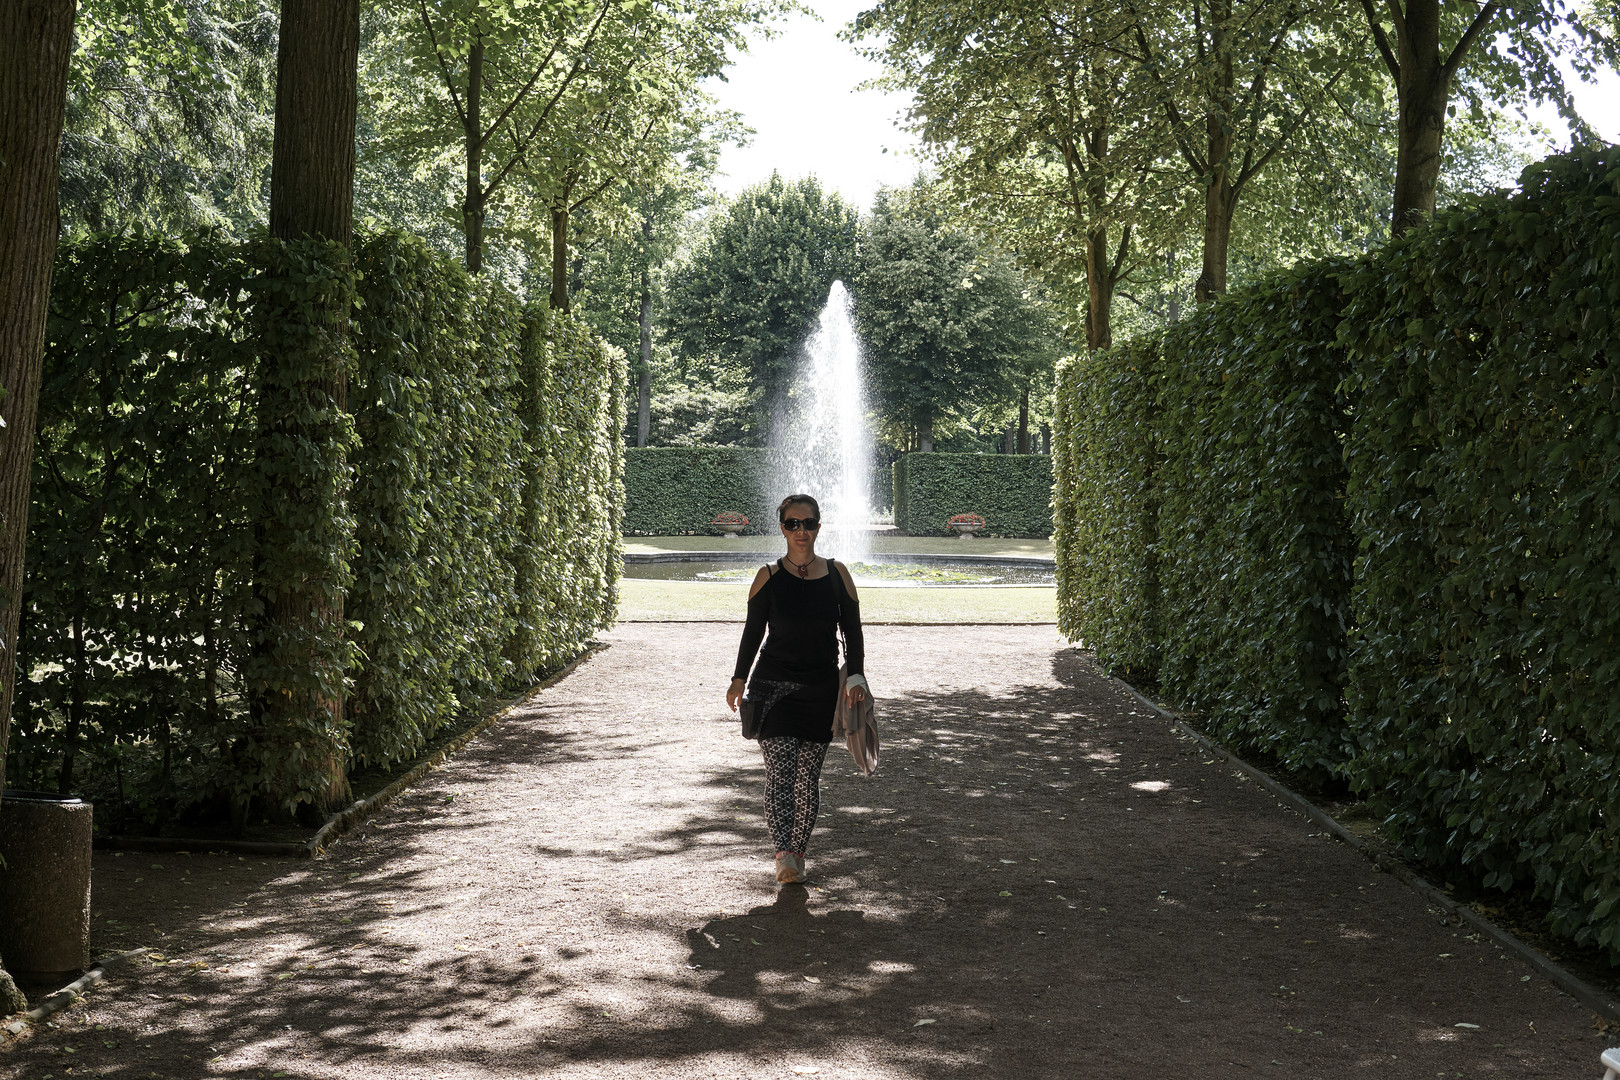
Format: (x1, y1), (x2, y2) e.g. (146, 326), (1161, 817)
(96, 644), (604, 862)
(1109, 675), (1620, 1025)
(3, 947), (149, 1036)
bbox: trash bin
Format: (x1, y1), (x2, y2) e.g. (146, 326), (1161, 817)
(0, 790), (93, 984)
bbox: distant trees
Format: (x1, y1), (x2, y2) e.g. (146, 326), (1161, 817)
(364, 0), (778, 307)
(59, 0), (278, 237)
(854, 185), (1057, 452)
(665, 174), (860, 437)
(853, 0), (1618, 345)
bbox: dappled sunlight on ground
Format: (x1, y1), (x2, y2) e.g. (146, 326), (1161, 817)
(5, 626), (1609, 1078)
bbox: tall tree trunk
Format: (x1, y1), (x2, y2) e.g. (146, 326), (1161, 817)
(1165, 250), (1181, 324)
(0, 0), (77, 1016)
(463, 38), (484, 273)
(918, 410), (934, 453)
(1084, 224), (1116, 352)
(1017, 382), (1030, 454)
(636, 219), (652, 447)
(1195, 0), (1237, 303)
(1360, 0), (1498, 235)
(1391, 0), (1448, 235)
(549, 206), (570, 312)
(257, 0), (360, 817)
(269, 0), (358, 246)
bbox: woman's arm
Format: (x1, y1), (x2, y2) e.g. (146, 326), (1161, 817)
(728, 566), (773, 710)
(835, 561), (865, 680)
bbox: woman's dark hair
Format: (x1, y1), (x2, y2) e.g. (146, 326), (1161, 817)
(778, 494), (820, 521)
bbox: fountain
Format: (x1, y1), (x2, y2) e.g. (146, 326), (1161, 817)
(771, 281), (874, 566)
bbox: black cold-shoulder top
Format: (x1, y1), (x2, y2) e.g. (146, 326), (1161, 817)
(732, 558), (865, 685)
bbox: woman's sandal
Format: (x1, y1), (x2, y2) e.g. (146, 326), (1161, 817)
(776, 851), (802, 884)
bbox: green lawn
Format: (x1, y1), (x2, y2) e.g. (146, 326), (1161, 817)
(622, 534), (1054, 559)
(617, 579), (1056, 623)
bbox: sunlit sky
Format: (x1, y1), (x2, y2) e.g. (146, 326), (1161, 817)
(704, 4), (1620, 213)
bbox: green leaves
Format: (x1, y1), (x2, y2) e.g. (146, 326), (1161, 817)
(854, 182), (1059, 440)
(1055, 145), (1620, 964)
(893, 454), (1053, 540)
(664, 174), (859, 435)
(17, 228), (625, 819)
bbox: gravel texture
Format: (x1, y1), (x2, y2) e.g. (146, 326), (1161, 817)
(2, 624), (1611, 1079)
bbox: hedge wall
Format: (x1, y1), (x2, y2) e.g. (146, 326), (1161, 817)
(1153, 261), (1356, 780)
(11, 230), (624, 822)
(622, 447), (778, 535)
(892, 452), (1053, 538)
(1052, 345), (1161, 679)
(1342, 149), (1620, 956)
(622, 448), (893, 534)
(1052, 147), (1620, 962)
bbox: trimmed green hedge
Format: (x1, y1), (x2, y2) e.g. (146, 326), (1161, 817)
(622, 448), (893, 534)
(1154, 261), (1355, 780)
(623, 447), (778, 535)
(12, 230), (624, 822)
(892, 452), (1053, 538)
(1052, 345), (1161, 679)
(1342, 149), (1620, 957)
(1052, 146), (1620, 962)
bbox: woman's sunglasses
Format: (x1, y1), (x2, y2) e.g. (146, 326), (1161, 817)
(780, 517), (821, 532)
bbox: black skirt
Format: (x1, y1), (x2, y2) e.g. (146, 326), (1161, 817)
(755, 678), (838, 744)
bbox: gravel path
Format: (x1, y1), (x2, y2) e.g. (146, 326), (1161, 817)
(3, 624), (1610, 1079)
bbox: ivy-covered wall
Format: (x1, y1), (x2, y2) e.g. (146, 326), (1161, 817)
(11, 230), (624, 823)
(1051, 147), (1620, 962)
(892, 452), (1053, 538)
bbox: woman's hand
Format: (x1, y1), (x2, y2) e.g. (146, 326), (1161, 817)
(727, 677), (745, 712)
(844, 683), (866, 708)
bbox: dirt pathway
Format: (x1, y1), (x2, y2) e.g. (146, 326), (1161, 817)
(3, 625), (1611, 1079)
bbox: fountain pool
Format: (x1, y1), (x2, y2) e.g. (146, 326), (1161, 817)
(621, 556), (1055, 588)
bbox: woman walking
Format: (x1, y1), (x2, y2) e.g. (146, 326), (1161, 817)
(727, 494), (867, 885)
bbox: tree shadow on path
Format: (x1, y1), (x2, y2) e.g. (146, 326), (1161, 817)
(3, 627), (1611, 1080)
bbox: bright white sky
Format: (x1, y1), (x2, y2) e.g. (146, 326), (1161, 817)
(706, 5), (1620, 212)
(703, 0), (922, 211)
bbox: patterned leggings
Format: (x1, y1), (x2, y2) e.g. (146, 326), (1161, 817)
(760, 737), (829, 855)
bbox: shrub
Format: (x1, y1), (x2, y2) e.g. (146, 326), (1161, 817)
(623, 447), (778, 535)
(1342, 147), (1620, 959)
(1153, 260), (1356, 780)
(891, 452), (1052, 538)
(1052, 343), (1162, 679)
(1053, 147), (1620, 963)
(12, 230), (624, 823)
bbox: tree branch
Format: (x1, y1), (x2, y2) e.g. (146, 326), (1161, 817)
(1131, 24), (1207, 175)
(1443, 1), (1500, 80)
(1359, 0), (1400, 80)
(483, 0), (615, 201)
(479, 31), (566, 150)
(419, 0), (468, 128)
(1109, 222), (1133, 285)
